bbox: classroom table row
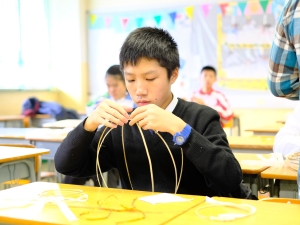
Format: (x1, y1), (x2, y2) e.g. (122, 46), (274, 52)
(0, 115), (86, 128)
(1, 143), (297, 199)
(0, 127), (291, 198)
(0, 182), (299, 225)
(0, 146), (50, 186)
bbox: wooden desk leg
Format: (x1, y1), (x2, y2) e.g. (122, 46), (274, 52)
(250, 174), (258, 198)
(274, 179), (280, 197)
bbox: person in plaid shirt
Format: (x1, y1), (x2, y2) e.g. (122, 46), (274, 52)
(268, 0), (300, 100)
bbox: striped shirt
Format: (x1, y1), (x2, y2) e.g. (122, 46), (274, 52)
(194, 89), (233, 126)
(268, 0), (300, 100)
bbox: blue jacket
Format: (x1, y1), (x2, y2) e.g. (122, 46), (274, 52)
(22, 97), (79, 120)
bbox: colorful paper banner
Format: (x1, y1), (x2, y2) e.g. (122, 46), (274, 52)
(169, 12), (177, 24)
(238, 2), (247, 15)
(201, 4), (210, 17)
(154, 15), (162, 26)
(136, 17), (143, 28)
(185, 6), (194, 19)
(259, 0), (269, 13)
(219, 3), (229, 16)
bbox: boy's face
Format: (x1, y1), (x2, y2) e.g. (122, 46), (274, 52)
(106, 75), (127, 101)
(123, 57), (178, 109)
(200, 70), (216, 90)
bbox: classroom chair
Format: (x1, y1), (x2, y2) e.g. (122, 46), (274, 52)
(0, 143), (55, 187)
(223, 118), (234, 136)
(259, 198), (300, 204)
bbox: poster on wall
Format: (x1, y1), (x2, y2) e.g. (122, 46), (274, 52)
(216, 0), (284, 91)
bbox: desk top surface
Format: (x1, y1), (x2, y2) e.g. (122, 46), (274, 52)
(228, 136), (274, 150)
(42, 119), (82, 128)
(0, 146), (50, 163)
(261, 164), (297, 180)
(0, 115), (25, 122)
(0, 128), (70, 142)
(234, 153), (271, 174)
(0, 182), (299, 225)
(245, 124), (283, 133)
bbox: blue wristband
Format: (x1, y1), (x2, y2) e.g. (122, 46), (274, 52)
(172, 124), (192, 145)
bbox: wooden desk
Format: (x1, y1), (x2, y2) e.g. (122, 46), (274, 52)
(245, 124), (283, 136)
(0, 128), (68, 146)
(234, 153), (271, 174)
(0, 147), (49, 184)
(261, 165), (297, 181)
(42, 119), (82, 129)
(0, 115), (27, 128)
(0, 182), (299, 225)
(228, 136), (274, 154)
(261, 164), (297, 198)
(0, 128), (69, 183)
(234, 153), (271, 197)
(30, 114), (56, 128)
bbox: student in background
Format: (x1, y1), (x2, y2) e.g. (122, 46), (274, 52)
(64, 65), (134, 187)
(268, 0), (300, 100)
(55, 27), (252, 199)
(86, 65), (135, 115)
(191, 66), (233, 127)
(273, 103), (300, 157)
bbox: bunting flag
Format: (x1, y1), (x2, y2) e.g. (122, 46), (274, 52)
(90, 14), (97, 26)
(238, 2), (247, 15)
(201, 4), (210, 17)
(180, 58), (186, 69)
(105, 17), (111, 28)
(169, 12), (177, 24)
(185, 6), (194, 20)
(154, 15), (162, 26)
(136, 17), (143, 28)
(259, 0), (269, 13)
(248, 1), (261, 14)
(232, 5), (238, 16)
(121, 18), (128, 29)
(219, 3), (229, 16)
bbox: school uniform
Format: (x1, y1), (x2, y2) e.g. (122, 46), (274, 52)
(193, 89), (233, 126)
(55, 98), (243, 197)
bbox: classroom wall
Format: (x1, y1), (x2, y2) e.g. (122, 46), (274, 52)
(47, 0), (88, 112)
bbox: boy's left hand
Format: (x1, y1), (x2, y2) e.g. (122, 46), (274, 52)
(129, 104), (186, 135)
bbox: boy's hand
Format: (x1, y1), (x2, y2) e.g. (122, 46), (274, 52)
(84, 99), (132, 132)
(191, 96), (205, 105)
(129, 104), (186, 135)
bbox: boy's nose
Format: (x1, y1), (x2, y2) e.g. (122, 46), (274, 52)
(135, 81), (147, 96)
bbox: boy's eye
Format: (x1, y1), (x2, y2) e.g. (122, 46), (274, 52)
(127, 80), (135, 83)
(146, 78), (155, 81)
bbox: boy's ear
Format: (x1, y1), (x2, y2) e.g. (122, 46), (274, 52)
(170, 68), (179, 84)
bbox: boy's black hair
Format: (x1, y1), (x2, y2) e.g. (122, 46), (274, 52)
(119, 27), (180, 79)
(105, 65), (124, 82)
(201, 66), (217, 77)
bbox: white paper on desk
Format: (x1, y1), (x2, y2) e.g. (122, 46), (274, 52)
(240, 153), (284, 167)
(138, 193), (193, 204)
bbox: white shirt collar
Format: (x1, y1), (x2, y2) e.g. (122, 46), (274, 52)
(165, 93), (178, 113)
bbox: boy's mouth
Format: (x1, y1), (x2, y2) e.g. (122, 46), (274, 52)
(137, 100), (150, 106)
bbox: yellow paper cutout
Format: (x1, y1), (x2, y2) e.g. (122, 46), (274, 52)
(90, 14), (97, 26)
(185, 6), (195, 20)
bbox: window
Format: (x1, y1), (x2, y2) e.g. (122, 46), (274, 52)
(0, 0), (52, 89)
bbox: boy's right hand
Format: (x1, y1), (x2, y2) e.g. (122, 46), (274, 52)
(84, 99), (132, 132)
